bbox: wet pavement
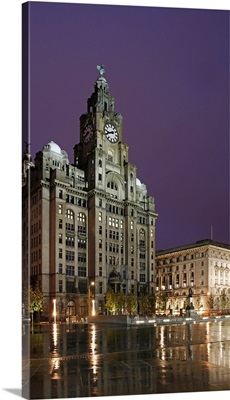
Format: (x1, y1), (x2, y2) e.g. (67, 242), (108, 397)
(22, 320), (230, 399)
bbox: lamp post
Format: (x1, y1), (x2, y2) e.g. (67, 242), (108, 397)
(53, 299), (57, 324)
(89, 281), (95, 316)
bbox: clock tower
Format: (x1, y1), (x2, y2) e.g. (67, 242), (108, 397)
(74, 65), (125, 187)
(73, 66), (157, 315)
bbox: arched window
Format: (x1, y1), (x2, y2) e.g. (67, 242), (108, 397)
(77, 212), (86, 236)
(107, 181), (118, 191)
(65, 209), (74, 219)
(77, 212), (86, 224)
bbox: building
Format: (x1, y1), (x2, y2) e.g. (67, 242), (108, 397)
(22, 68), (158, 320)
(155, 239), (230, 315)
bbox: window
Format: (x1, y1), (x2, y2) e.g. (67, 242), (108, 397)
(78, 281), (88, 294)
(66, 209), (74, 219)
(98, 173), (102, 181)
(78, 226), (86, 235)
(66, 223), (74, 232)
(99, 253), (102, 263)
(131, 221), (134, 230)
(108, 150), (113, 162)
(78, 266), (86, 277)
(59, 263), (63, 274)
(58, 204), (63, 214)
(59, 248), (62, 259)
(59, 190), (63, 199)
(59, 280), (63, 293)
(66, 195), (74, 204)
(66, 280), (75, 293)
(59, 233), (62, 244)
(107, 181), (118, 190)
(78, 212), (86, 223)
(66, 265), (75, 276)
(99, 225), (102, 235)
(99, 239), (102, 249)
(59, 219), (63, 229)
(78, 239), (86, 249)
(140, 274), (146, 283)
(99, 198), (102, 207)
(99, 282), (103, 294)
(78, 253), (86, 263)
(66, 236), (75, 247)
(66, 251), (74, 261)
(99, 212), (102, 222)
(131, 270), (134, 280)
(99, 266), (102, 277)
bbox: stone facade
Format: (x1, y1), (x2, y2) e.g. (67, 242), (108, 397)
(155, 240), (230, 315)
(22, 72), (158, 320)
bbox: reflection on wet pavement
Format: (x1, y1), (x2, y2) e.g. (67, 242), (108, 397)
(22, 321), (230, 398)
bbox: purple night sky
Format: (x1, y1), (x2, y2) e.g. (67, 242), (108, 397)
(23, 1), (229, 251)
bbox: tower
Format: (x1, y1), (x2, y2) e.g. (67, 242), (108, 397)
(74, 66), (158, 314)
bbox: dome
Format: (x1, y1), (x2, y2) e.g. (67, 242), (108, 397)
(136, 178), (142, 187)
(43, 141), (62, 154)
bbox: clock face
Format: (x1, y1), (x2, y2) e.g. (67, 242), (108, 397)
(104, 123), (119, 143)
(83, 123), (93, 144)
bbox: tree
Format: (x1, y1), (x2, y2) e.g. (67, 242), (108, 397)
(195, 294), (203, 311)
(125, 293), (137, 315)
(30, 286), (44, 323)
(220, 289), (228, 310)
(117, 291), (125, 313)
(105, 288), (118, 314)
(207, 293), (214, 311)
(140, 294), (149, 315)
(148, 292), (156, 315)
(156, 293), (167, 313)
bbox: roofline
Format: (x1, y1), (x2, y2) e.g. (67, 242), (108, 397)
(156, 239), (230, 256)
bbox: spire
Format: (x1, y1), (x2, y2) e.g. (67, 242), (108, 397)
(87, 65), (115, 114)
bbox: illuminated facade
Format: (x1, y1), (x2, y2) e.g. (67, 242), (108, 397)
(155, 240), (230, 314)
(22, 70), (158, 320)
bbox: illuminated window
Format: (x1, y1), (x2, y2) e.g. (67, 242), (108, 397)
(66, 209), (74, 219)
(78, 212), (86, 223)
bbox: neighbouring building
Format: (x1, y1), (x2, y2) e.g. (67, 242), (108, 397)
(155, 239), (230, 315)
(22, 68), (158, 320)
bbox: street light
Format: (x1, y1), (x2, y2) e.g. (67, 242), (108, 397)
(89, 281), (96, 316)
(91, 282), (95, 316)
(53, 299), (57, 324)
